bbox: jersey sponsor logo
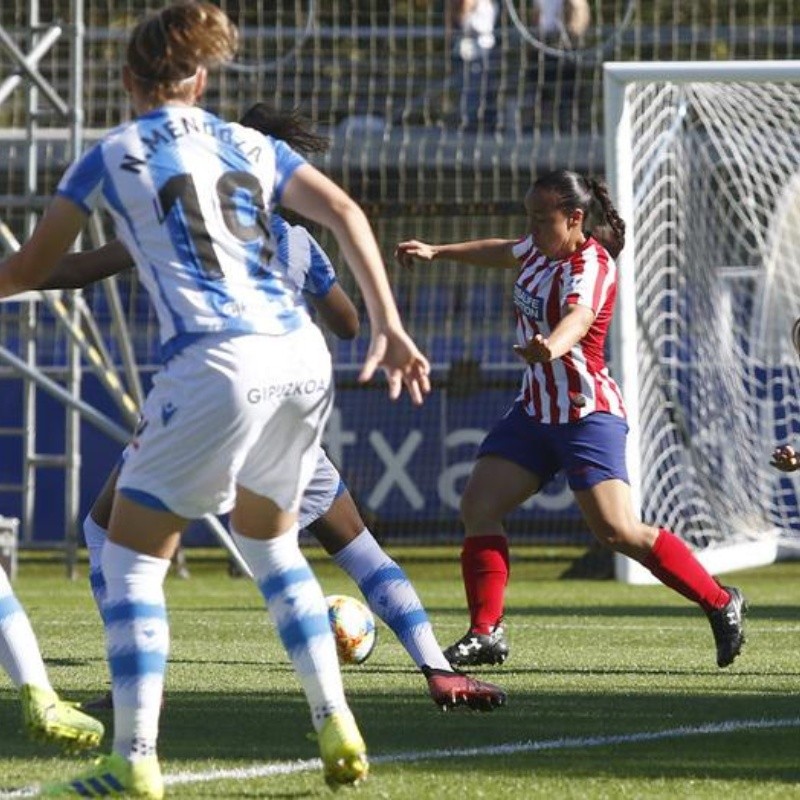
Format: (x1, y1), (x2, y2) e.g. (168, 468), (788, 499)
(247, 378), (329, 403)
(513, 284), (544, 321)
(161, 402), (178, 427)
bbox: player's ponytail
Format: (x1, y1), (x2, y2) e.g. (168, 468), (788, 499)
(238, 103), (330, 155)
(127, 1), (237, 103)
(588, 178), (625, 259)
(532, 170), (626, 259)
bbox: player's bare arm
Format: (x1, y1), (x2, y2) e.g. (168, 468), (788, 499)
(39, 240), (133, 290)
(513, 303), (595, 364)
(395, 238), (517, 270)
(309, 283), (360, 340)
(0, 197), (87, 298)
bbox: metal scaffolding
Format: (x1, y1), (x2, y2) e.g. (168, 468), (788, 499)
(0, 0), (87, 577)
(0, 2), (250, 578)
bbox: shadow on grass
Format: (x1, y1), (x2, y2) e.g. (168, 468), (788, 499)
(2, 686), (798, 786)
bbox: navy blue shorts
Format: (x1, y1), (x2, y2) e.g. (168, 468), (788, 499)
(476, 403), (630, 491)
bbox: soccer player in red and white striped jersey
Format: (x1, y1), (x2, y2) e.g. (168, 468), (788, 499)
(396, 169), (747, 672)
(510, 226), (625, 423)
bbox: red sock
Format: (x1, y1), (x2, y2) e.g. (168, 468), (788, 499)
(643, 529), (730, 612)
(461, 535), (509, 634)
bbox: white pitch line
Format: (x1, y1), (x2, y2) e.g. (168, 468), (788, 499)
(2, 716), (798, 798)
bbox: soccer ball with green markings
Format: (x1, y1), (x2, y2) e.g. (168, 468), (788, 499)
(325, 594), (377, 665)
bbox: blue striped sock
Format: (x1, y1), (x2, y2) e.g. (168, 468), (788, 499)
(334, 530), (451, 671)
(101, 540), (170, 761)
(83, 515), (108, 622)
(232, 526), (346, 731)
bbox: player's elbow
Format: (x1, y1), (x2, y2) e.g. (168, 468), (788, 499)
(333, 312), (360, 340)
(2, 251), (40, 296)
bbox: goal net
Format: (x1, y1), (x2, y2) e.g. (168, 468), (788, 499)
(604, 61), (800, 583)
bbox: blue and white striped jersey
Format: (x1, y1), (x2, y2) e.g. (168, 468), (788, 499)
(270, 213), (337, 299)
(57, 105), (312, 359)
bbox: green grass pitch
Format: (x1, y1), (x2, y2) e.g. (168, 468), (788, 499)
(1, 547), (799, 798)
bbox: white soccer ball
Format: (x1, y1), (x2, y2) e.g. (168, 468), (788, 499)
(325, 594), (377, 665)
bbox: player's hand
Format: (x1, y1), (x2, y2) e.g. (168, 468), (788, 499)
(394, 240), (436, 270)
(770, 444), (800, 472)
(513, 334), (552, 364)
(359, 326), (431, 405)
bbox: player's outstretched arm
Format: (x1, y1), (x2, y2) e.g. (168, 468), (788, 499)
(770, 444), (800, 472)
(394, 238), (517, 270)
(39, 240), (133, 290)
(0, 198), (87, 298)
(281, 164), (430, 404)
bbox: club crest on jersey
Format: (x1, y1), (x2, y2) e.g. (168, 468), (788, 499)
(161, 402), (178, 427)
(513, 285), (544, 321)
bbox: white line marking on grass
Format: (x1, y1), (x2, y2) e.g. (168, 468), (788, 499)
(2, 716), (798, 798)
(372, 716), (800, 764)
(166, 716), (799, 782)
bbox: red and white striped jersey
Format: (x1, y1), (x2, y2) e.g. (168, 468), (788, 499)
(511, 234), (626, 424)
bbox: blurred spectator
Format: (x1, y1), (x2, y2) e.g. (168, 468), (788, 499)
(525, 0), (591, 131)
(450, 0), (499, 130)
(532, 0), (591, 45)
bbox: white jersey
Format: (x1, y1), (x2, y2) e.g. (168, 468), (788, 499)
(56, 106), (311, 360)
(113, 212), (341, 519)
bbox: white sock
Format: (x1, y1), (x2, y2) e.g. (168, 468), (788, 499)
(232, 525), (347, 731)
(334, 530), (451, 672)
(83, 515), (108, 620)
(0, 566), (51, 690)
(101, 540), (170, 762)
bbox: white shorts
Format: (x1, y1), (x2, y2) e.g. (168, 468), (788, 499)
(118, 326), (332, 519)
(298, 449), (344, 530)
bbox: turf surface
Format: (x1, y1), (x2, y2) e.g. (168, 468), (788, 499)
(1, 547), (798, 798)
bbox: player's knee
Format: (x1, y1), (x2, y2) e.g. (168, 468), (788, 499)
(591, 522), (645, 554)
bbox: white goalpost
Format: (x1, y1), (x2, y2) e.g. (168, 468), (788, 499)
(604, 60), (800, 584)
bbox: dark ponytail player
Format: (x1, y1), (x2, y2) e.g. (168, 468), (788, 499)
(395, 169), (747, 671)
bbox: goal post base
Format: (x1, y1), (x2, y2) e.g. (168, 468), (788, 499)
(614, 535), (780, 585)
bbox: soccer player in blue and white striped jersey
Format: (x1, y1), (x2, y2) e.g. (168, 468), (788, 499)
(0, 3), (429, 796)
(42, 101), (505, 715)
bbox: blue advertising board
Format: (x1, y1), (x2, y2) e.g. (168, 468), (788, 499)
(323, 378), (582, 538)
(0, 369), (586, 544)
